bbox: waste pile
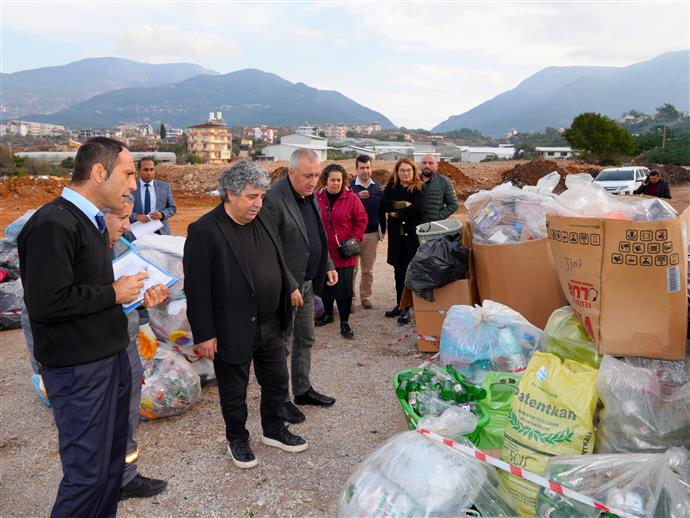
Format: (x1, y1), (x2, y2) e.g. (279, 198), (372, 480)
(340, 170), (690, 516)
(0, 210), (34, 330)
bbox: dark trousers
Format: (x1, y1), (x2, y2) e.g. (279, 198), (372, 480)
(41, 350), (131, 518)
(393, 241), (416, 307)
(213, 314), (289, 443)
(322, 296), (353, 323)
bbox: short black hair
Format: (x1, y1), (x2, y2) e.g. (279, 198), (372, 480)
(138, 156), (155, 168)
(356, 154), (372, 167)
(72, 137), (128, 185)
(648, 169), (660, 176)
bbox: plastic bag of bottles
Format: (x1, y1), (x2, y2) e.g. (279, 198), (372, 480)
(405, 233), (470, 301)
(537, 447), (690, 518)
(544, 173), (679, 221)
(148, 298), (193, 348)
(543, 306), (602, 368)
(337, 429), (516, 517)
(596, 354), (690, 453)
(477, 371), (521, 450)
(465, 176), (560, 244)
(440, 300), (543, 384)
(4, 209), (36, 244)
(139, 348), (201, 420)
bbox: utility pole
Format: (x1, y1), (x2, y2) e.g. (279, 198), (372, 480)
(661, 125), (667, 149)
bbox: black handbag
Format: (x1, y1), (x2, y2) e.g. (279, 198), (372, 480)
(325, 196), (361, 259)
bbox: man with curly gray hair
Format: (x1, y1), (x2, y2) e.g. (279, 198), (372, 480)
(184, 160), (308, 469)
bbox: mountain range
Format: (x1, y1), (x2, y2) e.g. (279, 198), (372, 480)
(2, 51), (688, 134)
(1, 57), (218, 118)
(433, 50), (690, 136)
(23, 67), (396, 129)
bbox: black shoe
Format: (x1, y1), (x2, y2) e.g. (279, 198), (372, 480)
(277, 401), (306, 424)
(340, 322), (354, 339)
(261, 426), (308, 453)
(397, 308), (410, 325)
(227, 439), (258, 469)
(315, 313), (335, 327)
(385, 306), (402, 318)
(294, 387), (336, 407)
(119, 474), (168, 501)
(361, 301), (373, 310)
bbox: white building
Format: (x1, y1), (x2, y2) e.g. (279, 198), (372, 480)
(413, 151), (442, 164)
(296, 124), (319, 137)
(339, 145), (375, 158)
(460, 146), (515, 163)
(1, 120), (67, 137)
(262, 133), (328, 162)
(535, 146), (576, 159)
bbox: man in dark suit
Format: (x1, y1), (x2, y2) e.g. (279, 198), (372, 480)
(130, 157), (177, 235)
(263, 148), (338, 423)
(183, 161), (308, 469)
(18, 137), (147, 517)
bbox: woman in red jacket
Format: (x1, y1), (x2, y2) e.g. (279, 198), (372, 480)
(315, 164), (368, 338)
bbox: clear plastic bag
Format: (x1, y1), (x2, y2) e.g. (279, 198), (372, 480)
(148, 298), (194, 347)
(134, 234), (186, 300)
(439, 300), (543, 384)
(418, 405), (478, 442)
(543, 306), (602, 368)
(4, 209), (36, 244)
(465, 176), (559, 244)
(0, 239), (20, 271)
(537, 447), (690, 518)
(405, 233), (470, 301)
(596, 354), (690, 453)
(337, 429), (516, 517)
(0, 278), (24, 330)
(139, 348), (201, 420)
(544, 173), (679, 221)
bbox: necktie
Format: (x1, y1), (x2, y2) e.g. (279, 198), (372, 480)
(144, 183), (151, 214)
(95, 213), (106, 233)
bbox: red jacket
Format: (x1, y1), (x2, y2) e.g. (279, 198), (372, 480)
(316, 188), (368, 268)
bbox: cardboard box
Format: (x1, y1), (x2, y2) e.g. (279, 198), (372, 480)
(409, 279), (476, 352)
(546, 204), (689, 359)
(472, 238), (568, 329)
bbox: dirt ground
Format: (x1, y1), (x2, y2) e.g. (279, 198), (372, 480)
(0, 240), (423, 517)
(0, 161), (688, 517)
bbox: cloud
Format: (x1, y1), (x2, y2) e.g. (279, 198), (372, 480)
(114, 25), (240, 64)
(282, 26), (325, 43)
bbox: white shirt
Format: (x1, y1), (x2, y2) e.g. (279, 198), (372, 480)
(139, 179), (157, 214)
(354, 176), (374, 188)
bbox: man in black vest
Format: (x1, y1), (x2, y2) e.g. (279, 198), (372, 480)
(184, 161), (307, 469)
(18, 137), (146, 517)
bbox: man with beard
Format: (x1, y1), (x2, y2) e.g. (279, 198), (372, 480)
(419, 154), (458, 223)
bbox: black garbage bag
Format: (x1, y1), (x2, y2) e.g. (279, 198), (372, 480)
(405, 234), (470, 302)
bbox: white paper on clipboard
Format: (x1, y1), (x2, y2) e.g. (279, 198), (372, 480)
(130, 218), (163, 239)
(112, 249), (177, 313)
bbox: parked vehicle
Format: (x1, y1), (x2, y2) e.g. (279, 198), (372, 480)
(593, 167), (650, 195)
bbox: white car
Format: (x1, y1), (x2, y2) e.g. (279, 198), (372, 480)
(593, 167), (650, 195)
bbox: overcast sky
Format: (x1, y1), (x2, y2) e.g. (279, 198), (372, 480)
(2, 1), (688, 129)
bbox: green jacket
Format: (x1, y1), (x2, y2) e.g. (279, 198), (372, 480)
(422, 173), (459, 222)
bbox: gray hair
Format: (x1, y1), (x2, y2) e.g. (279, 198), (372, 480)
(218, 161), (269, 202)
(102, 194), (134, 214)
(289, 148), (319, 170)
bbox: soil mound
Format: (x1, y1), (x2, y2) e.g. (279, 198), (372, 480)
(501, 160), (567, 191)
(0, 175), (68, 206)
(437, 161), (477, 198)
(656, 164), (689, 185)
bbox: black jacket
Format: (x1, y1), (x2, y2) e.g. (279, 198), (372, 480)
(380, 183), (427, 266)
(183, 204), (292, 365)
(263, 177), (334, 295)
(17, 197), (128, 367)
(633, 179), (672, 199)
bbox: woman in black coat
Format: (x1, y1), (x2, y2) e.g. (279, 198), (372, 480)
(379, 157), (427, 325)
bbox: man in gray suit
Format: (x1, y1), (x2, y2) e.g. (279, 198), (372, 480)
(263, 149), (338, 423)
(130, 157), (177, 235)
